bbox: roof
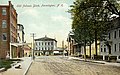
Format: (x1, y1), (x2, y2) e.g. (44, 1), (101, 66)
(23, 45), (31, 51)
(113, 17), (120, 28)
(17, 24), (24, 29)
(108, 17), (120, 31)
(24, 48), (31, 51)
(35, 36), (57, 42)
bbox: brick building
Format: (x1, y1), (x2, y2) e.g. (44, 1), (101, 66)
(0, 1), (18, 59)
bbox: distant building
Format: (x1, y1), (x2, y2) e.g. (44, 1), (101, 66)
(35, 36), (57, 56)
(17, 24), (25, 57)
(0, 1), (18, 59)
(100, 17), (120, 61)
(67, 31), (81, 56)
(67, 31), (100, 57)
(24, 45), (31, 57)
(53, 47), (64, 55)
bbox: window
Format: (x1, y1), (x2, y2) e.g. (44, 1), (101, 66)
(51, 47), (53, 50)
(114, 31), (116, 39)
(115, 44), (116, 52)
(51, 42), (53, 45)
(39, 42), (40, 45)
(45, 42), (47, 45)
(104, 48), (106, 52)
(36, 48), (37, 50)
(20, 26), (22, 30)
(101, 48), (103, 52)
(119, 56), (120, 59)
(36, 42), (37, 46)
(42, 48), (44, 50)
(108, 33), (110, 39)
(45, 47), (47, 50)
(2, 33), (7, 41)
(2, 8), (7, 15)
(2, 20), (7, 28)
(39, 47), (40, 50)
(42, 42), (43, 45)
(48, 42), (50, 45)
(48, 47), (50, 50)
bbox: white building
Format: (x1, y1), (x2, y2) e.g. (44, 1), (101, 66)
(100, 17), (120, 61)
(17, 24), (25, 57)
(35, 36), (57, 55)
(17, 24), (25, 43)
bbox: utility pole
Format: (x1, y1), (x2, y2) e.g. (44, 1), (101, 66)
(30, 33), (36, 60)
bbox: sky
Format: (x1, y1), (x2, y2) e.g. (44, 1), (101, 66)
(1, 0), (74, 47)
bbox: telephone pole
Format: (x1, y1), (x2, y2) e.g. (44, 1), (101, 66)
(30, 33), (36, 60)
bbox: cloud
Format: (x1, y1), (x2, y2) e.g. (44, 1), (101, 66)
(51, 15), (70, 22)
(51, 15), (65, 21)
(51, 15), (72, 27)
(21, 8), (39, 17)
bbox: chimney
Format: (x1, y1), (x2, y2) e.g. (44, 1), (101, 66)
(9, 1), (11, 6)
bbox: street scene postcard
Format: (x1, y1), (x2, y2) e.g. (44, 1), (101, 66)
(0, 0), (120, 75)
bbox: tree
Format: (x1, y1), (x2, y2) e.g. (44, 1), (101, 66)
(69, 0), (119, 59)
(71, 5), (95, 60)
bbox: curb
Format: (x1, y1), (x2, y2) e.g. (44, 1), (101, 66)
(69, 57), (120, 66)
(23, 60), (33, 75)
(73, 58), (105, 64)
(69, 57), (106, 64)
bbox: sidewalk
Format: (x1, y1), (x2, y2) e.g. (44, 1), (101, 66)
(68, 56), (120, 67)
(0, 57), (33, 75)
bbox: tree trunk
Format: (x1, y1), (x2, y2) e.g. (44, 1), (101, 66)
(95, 30), (97, 56)
(84, 41), (86, 61)
(79, 45), (81, 56)
(89, 41), (91, 58)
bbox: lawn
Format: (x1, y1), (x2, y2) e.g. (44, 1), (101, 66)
(0, 59), (22, 70)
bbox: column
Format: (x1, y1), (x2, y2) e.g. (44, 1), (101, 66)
(10, 43), (12, 59)
(117, 55), (119, 60)
(103, 55), (105, 60)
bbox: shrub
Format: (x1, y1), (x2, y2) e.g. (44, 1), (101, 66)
(94, 55), (103, 60)
(0, 60), (14, 70)
(8, 59), (22, 61)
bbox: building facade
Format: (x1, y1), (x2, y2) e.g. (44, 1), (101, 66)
(17, 24), (25, 43)
(53, 47), (64, 55)
(0, 1), (18, 59)
(24, 45), (31, 57)
(35, 36), (57, 56)
(67, 32), (81, 56)
(17, 24), (25, 57)
(100, 17), (120, 61)
(67, 31), (100, 57)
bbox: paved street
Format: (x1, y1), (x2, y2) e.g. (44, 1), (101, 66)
(26, 56), (120, 75)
